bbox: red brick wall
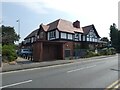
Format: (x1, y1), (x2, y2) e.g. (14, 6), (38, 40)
(64, 41), (74, 58)
(33, 42), (43, 62)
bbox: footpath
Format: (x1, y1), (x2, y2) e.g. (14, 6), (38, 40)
(2, 54), (117, 72)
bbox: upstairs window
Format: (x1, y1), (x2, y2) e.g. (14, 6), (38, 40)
(79, 34), (82, 41)
(49, 31), (56, 39)
(61, 32), (67, 39)
(87, 29), (99, 42)
(31, 37), (34, 43)
(75, 33), (79, 38)
(68, 34), (72, 40)
(83, 35), (86, 41)
(75, 33), (79, 41)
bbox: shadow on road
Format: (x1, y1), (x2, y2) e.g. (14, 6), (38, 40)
(110, 68), (120, 72)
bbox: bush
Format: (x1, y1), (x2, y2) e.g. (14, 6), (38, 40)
(84, 47), (116, 58)
(100, 47), (116, 55)
(86, 50), (101, 58)
(109, 47), (116, 54)
(2, 44), (17, 62)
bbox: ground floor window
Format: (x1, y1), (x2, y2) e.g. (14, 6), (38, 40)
(65, 49), (71, 57)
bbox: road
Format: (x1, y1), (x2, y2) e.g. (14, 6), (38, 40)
(1, 55), (119, 88)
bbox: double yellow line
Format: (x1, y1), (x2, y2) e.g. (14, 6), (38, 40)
(105, 79), (120, 90)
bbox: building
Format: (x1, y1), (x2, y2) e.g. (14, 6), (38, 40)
(22, 19), (101, 61)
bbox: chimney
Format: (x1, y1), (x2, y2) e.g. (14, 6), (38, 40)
(73, 20), (80, 28)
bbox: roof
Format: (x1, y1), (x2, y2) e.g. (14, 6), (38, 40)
(82, 24), (100, 38)
(41, 24), (49, 32)
(24, 19), (100, 40)
(24, 29), (39, 40)
(47, 19), (83, 33)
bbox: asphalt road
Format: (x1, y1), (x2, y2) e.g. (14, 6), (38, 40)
(1, 55), (119, 88)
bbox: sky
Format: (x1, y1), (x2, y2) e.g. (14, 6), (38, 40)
(1, 0), (119, 43)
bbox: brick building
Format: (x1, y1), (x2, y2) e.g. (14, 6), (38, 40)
(22, 19), (102, 61)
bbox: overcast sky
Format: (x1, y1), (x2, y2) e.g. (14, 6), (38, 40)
(1, 0), (119, 43)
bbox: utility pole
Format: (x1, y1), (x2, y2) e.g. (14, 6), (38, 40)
(16, 19), (20, 45)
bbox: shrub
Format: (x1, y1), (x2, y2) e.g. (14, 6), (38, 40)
(86, 50), (100, 58)
(100, 47), (116, 55)
(2, 44), (17, 62)
(109, 47), (116, 54)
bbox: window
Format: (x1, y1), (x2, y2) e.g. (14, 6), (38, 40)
(49, 31), (56, 40)
(56, 30), (59, 39)
(83, 35), (85, 41)
(90, 38), (92, 41)
(87, 35), (89, 41)
(75, 33), (79, 41)
(61, 32), (67, 39)
(31, 37), (34, 43)
(75, 33), (79, 38)
(87, 29), (99, 42)
(87, 37), (89, 41)
(95, 38), (97, 42)
(50, 31), (55, 38)
(79, 34), (81, 41)
(93, 38), (95, 42)
(68, 34), (72, 40)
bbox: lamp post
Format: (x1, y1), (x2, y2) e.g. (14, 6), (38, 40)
(16, 19), (20, 45)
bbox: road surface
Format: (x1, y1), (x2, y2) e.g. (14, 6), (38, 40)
(1, 55), (119, 88)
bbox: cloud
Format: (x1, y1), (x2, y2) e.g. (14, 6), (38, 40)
(17, 2), (48, 14)
(9, 0), (118, 21)
(2, 0), (119, 38)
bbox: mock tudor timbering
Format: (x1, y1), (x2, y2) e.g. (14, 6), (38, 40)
(23, 19), (101, 61)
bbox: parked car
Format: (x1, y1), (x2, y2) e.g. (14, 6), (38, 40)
(18, 48), (32, 57)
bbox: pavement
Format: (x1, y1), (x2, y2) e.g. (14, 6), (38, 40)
(2, 54), (117, 72)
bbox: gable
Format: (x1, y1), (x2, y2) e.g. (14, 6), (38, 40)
(82, 24), (100, 38)
(87, 29), (98, 38)
(24, 29), (39, 40)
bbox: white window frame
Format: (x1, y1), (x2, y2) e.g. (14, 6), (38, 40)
(68, 34), (72, 40)
(56, 30), (59, 39)
(83, 35), (85, 41)
(31, 37), (34, 43)
(49, 31), (56, 40)
(79, 34), (81, 41)
(87, 37), (89, 41)
(75, 33), (79, 38)
(61, 32), (67, 39)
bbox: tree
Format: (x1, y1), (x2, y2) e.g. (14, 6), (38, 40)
(100, 37), (109, 42)
(1, 25), (20, 45)
(118, 31), (120, 53)
(110, 23), (120, 52)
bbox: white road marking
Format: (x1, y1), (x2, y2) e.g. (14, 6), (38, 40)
(0, 80), (32, 89)
(1, 56), (116, 74)
(67, 65), (97, 73)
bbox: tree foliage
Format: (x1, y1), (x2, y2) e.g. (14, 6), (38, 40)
(1, 25), (19, 62)
(1, 25), (20, 45)
(2, 44), (17, 62)
(110, 23), (120, 53)
(100, 37), (109, 42)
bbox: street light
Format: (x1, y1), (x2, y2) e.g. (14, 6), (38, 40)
(16, 19), (20, 45)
